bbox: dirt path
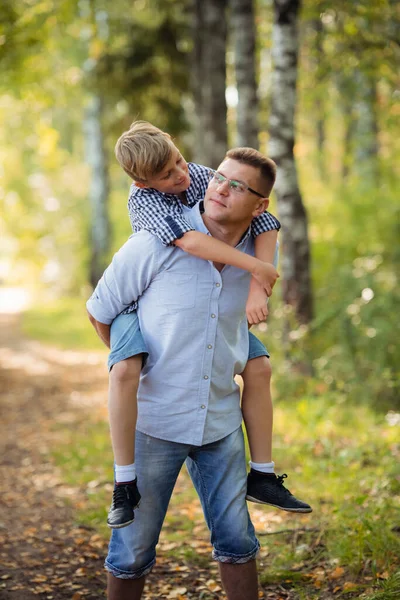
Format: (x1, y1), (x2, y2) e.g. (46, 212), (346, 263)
(0, 313), (109, 599)
(0, 312), (295, 600)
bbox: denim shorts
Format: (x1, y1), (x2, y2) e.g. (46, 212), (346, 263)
(105, 427), (260, 578)
(108, 311), (269, 370)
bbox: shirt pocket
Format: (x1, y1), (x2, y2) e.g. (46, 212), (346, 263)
(157, 271), (197, 311)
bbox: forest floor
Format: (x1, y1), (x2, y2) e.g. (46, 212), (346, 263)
(0, 307), (398, 599)
(0, 312), (296, 600)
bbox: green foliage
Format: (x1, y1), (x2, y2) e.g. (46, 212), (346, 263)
(22, 297), (105, 350)
(363, 571), (400, 600)
(51, 388), (400, 596)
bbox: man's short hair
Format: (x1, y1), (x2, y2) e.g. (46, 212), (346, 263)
(225, 147), (277, 197)
(115, 121), (175, 182)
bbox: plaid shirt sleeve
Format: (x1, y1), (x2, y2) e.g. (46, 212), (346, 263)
(128, 189), (195, 246)
(251, 211), (281, 237)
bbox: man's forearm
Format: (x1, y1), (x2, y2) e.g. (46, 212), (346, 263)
(87, 310), (111, 348)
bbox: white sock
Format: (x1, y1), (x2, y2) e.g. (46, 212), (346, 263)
(115, 462), (136, 483)
(250, 460), (275, 474)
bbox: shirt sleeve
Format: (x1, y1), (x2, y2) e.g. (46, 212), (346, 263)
(128, 193), (195, 246)
(86, 234), (160, 324)
(251, 211), (281, 237)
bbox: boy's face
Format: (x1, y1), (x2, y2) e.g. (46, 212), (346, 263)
(137, 146), (190, 195)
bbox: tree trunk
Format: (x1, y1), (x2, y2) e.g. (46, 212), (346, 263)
(268, 0), (313, 324)
(84, 95), (110, 288)
(231, 0), (259, 148)
(310, 16), (325, 176)
(191, 0), (228, 168)
(354, 71), (379, 184)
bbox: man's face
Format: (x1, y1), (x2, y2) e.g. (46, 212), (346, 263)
(138, 146), (190, 195)
(204, 158), (269, 226)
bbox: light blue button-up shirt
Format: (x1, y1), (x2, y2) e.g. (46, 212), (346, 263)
(87, 203), (254, 446)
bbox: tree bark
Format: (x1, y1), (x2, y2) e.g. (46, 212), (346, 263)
(354, 71), (379, 184)
(84, 95), (110, 288)
(191, 0), (228, 168)
(231, 0), (259, 148)
(310, 15), (325, 175)
(268, 0), (313, 324)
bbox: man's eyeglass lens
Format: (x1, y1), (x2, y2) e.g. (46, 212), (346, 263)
(208, 170), (263, 198)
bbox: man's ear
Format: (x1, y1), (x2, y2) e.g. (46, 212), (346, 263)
(252, 197), (270, 217)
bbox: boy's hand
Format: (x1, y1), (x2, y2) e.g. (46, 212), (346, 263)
(246, 279), (269, 325)
(251, 260), (279, 297)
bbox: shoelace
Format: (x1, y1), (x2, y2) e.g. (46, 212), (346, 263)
(276, 474), (288, 486)
(112, 485), (131, 506)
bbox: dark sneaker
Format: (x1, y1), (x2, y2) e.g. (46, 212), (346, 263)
(107, 479), (141, 529)
(246, 470), (312, 513)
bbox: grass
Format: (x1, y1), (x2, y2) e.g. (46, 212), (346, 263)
(48, 381), (400, 598)
(21, 297), (104, 351)
(22, 277), (399, 597)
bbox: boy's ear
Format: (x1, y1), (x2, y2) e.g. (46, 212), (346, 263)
(134, 181), (150, 189)
(252, 197), (270, 218)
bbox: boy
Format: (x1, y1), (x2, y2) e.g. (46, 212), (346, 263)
(87, 122), (312, 529)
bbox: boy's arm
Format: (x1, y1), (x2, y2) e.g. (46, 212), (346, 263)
(175, 231), (279, 296)
(130, 191), (279, 295)
(246, 210), (281, 325)
(247, 230), (279, 325)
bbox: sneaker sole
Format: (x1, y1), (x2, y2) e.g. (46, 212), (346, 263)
(246, 495), (313, 513)
(107, 500), (141, 529)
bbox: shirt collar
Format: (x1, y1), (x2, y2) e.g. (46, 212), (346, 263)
(188, 202), (252, 247)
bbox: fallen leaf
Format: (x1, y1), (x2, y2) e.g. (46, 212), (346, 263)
(343, 582), (357, 591)
(329, 566), (345, 580)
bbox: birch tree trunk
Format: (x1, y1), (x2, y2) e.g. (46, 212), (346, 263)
(269, 0), (313, 324)
(231, 0), (259, 148)
(84, 95), (110, 288)
(191, 0), (228, 168)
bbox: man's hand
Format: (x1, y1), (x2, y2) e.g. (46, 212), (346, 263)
(246, 279), (269, 325)
(87, 310), (111, 348)
(251, 260), (279, 297)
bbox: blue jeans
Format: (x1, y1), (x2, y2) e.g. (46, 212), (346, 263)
(108, 312), (269, 370)
(105, 428), (260, 579)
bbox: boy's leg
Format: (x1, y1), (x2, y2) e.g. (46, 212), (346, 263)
(108, 356), (141, 466)
(107, 312), (148, 529)
(242, 333), (312, 513)
(241, 355), (273, 464)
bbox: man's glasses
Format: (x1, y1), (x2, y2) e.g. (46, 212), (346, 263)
(208, 169), (264, 198)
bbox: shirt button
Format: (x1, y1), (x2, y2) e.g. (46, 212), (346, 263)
(201, 405), (206, 409)
(211, 314), (216, 318)
(207, 344), (212, 349)
(215, 283), (221, 287)
(203, 375), (209, 380)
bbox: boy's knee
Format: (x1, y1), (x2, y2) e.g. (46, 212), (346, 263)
(244, 356), (272, 383)
(110, 356), (142, 384)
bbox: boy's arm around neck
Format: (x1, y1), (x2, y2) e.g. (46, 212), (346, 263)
(174, 230), (278, 296)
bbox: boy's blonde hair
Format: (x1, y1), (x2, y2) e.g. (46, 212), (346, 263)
(115, 121), (175, 182)
(225, 147), (277, 197)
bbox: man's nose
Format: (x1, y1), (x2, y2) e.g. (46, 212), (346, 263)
(216, 179), (229, 194)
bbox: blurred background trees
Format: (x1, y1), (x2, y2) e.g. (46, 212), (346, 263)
(0, 0), (399, 407)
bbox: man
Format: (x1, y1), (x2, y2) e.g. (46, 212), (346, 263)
(87, 148), (277, 599)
